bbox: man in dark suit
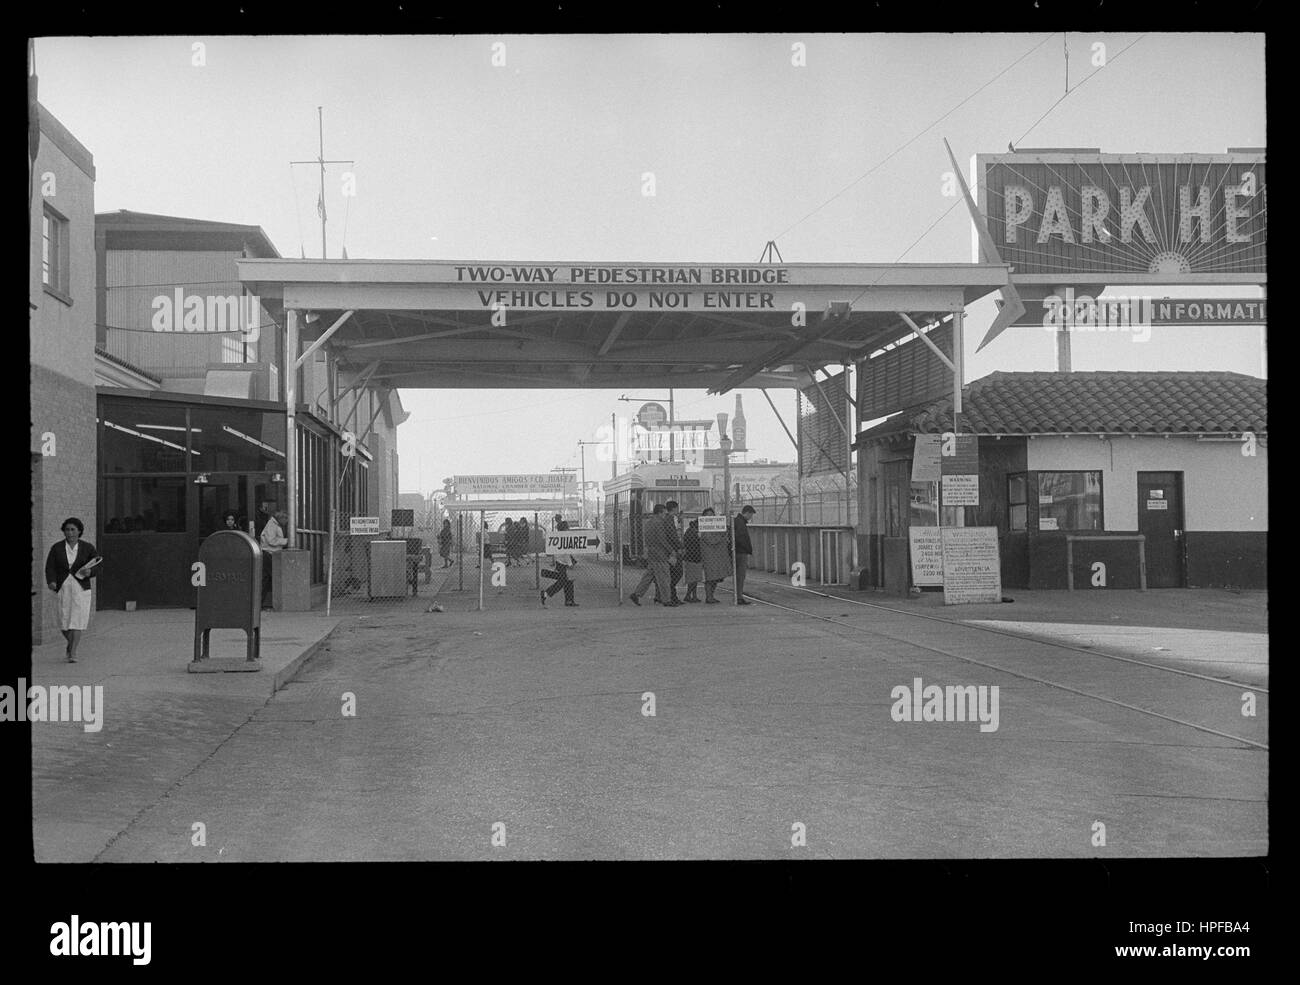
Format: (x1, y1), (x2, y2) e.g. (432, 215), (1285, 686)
(655, 500), (684, 604)
(628, 504), (676, 607)
(733, 505), (755, 605)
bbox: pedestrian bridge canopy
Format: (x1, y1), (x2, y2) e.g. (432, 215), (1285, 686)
(238, 259), (1009, 392)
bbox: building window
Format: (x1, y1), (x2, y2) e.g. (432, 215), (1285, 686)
(1008, 473), (1028, 531)
(188, 404), (285, 472)
(1038, 471), (1103, 531)
(102, 476), (189, 533)
(42, 205), (70, 297)
(100, 400), (191, 473)
(221, 334), (256, 363)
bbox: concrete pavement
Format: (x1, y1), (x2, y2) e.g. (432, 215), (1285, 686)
(30, 607), (340, 861)
(763, 580), (1269, 688)
(29, 577), (1267, 862)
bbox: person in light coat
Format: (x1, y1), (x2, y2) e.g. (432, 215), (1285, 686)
(45, 517), (102, 663)
(697, 507), (730, 604)
(259, 509), (289, 608)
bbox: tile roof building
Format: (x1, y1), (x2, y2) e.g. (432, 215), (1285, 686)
(854, 372), (1267, 591)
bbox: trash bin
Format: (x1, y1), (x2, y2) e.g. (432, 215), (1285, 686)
(272, 549), (312, 611)
(368, 540), (408, 600)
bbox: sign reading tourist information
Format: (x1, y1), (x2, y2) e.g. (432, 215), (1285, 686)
(908, 527), (944, 587)
(454, 474), (575, 496)
(1010, 291), (1268, 328)
(544, 529), (602, 555)
(697, 515), (728, 533)
(350, 516), (381, 535)
(975, 153), (1266, 282)
(941, 527), (1002, 605)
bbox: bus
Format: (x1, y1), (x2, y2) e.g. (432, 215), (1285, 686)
(602, 463), (713, 564)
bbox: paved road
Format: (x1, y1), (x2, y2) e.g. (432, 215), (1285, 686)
(73, 586), (1266, 861)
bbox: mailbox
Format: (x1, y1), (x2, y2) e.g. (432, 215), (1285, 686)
(193, 530), (262, 666)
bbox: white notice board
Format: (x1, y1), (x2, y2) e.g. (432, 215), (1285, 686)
(941, 473), (979, 506)
(697, 515), (728, 533)
(908, 527), (944, 586)
(941, 526), (1002, 604)
(350, 516), (381, 535)
(911, 435), (942, 482)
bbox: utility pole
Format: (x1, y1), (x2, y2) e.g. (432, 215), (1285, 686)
(291, 107), (354, 259)
(578, 439), (614, 526)
(668, 388), (675, 462)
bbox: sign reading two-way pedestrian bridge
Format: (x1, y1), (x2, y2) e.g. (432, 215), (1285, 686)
(544, 529), (603, 555)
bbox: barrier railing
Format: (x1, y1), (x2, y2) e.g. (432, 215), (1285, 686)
(747, 523), (855, 586)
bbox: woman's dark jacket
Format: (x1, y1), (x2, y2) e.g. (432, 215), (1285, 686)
(45, 540), (102, 593)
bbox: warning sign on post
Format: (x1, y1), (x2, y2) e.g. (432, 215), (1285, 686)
(908, 527), (944, 586)
(940, 434), (979, 507)
(349, 516), (381, 535)
(697, 515), (728, 533)
(941, 526), (1002, 604)
(544, 529), (603, 555)
(941, 473), (979, 506)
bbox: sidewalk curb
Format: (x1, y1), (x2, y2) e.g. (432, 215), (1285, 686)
(271, 622), (342, 693)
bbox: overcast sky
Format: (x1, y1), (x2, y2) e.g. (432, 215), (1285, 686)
(35, 33), (1266, 495)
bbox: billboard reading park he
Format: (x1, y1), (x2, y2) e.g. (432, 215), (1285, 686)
(974, 152), (1266, 283)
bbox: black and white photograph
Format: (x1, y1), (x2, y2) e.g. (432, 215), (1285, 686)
(20, 21), (1269, 966)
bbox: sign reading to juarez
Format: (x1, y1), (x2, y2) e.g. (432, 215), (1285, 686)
(544, 529), (602, 555)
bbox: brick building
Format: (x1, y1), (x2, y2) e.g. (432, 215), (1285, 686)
(30, 103), (98, 643)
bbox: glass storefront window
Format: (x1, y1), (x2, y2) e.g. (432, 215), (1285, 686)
(1038, 471), (1103, 531)
(188, 404), (286, 473)
(100, 400), (191, 473)
(102, 476), (189, 533)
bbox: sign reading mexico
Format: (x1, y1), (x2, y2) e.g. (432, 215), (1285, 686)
(975, 153), (1266, 281)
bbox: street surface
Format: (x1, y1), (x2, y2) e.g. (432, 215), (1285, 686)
(34, 579), (1267, 861)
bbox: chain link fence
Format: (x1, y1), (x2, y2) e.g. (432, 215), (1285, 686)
(744, 488), (857, 526)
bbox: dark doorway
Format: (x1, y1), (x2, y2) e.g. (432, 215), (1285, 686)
(196, 473), (252, 540)
(1137, 471), (1185, 588)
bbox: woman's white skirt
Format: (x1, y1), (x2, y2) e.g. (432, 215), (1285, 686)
(58, 575), (92, 631)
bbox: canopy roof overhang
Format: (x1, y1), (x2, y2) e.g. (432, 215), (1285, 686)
(239, 259), (1009, 391)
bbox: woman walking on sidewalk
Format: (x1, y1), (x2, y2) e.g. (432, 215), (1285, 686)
(45, 517), (102, 663)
